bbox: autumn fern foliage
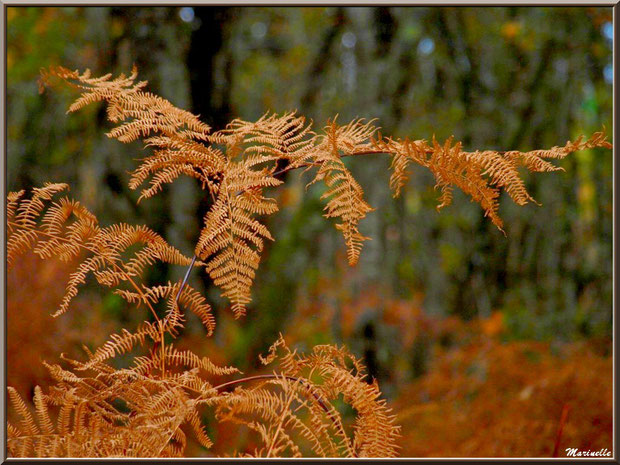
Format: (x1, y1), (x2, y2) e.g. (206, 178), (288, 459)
(7, 185), (400, 458)
(5, 65), (612, 458)
(7, 183), (200, 320)
(38, 65), (611, 314)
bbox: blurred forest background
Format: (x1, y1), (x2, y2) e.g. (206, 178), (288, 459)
(6, 6), (613, 457)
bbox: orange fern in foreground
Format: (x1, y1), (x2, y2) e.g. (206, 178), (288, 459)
(6, 185), (399, 458)
(7, 328), (400, 457)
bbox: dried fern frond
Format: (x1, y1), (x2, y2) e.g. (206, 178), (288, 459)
(154, 345), (240, 377)
(40, 65), (211, 141)
(195, 160), (281, 317)
(184, 112), (318, 315)
(85, 281), (213, 369)
(9, 337), (399, 458)
(42, 64), (612, 309)
(300, 119), (377, 265)
(80, 322), (165, 369)
(7, 189), (25, 228)
(17, 65), (611, 459)
(214, 335), (400, 458)
(7, 185), (196, 317)
(374, 128), (613, 231)
(131, 134), (227, 202)
(211, 111), (315, 162)
(427, 136), (509, 230)
(40, 66), (217, 203)
(115, 281), (214, 336)
(7, 183), (71, 266)
(8, 370), (199, 457)
(8, 343), (239, 458)
(504, 128), (612, 168)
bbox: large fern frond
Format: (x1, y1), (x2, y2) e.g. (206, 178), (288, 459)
(300, 119), (377, 265)
(7, 185), (196, 318)
(40, 66), (218, 202)
(195, 161), (281, 317)
(375, 128), (613, 231)
(214, 335), (401, 458)
(40, 64), (613, 305)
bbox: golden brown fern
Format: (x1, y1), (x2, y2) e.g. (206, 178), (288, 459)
(7, 183), (73, 266)
(296, 119), (377, 265)
(39, 65), (211, 142)
(8, 335), (399, 458)
(41, 68), (313, 315)
(193, 113), (317, 315)
(7, 186), (400, 457)
(40, 65), (613, 314)
(6, 185), (214, 390)
(374, 130), (612, 231)
(9, 64), (611, 459)
(194, 159), (281, 317)
(85, 281), (217, 369)
(215, 335), (400, 457)
(8, 367), (207, 457)
(7, 185), (197, 318)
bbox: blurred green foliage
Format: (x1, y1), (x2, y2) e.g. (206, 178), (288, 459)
(7, 6), (613, 388)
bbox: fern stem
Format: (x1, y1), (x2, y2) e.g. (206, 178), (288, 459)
(271, 149), (388, 178)
(174, 254), (197, 304)
(212, 374), (295, 391)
